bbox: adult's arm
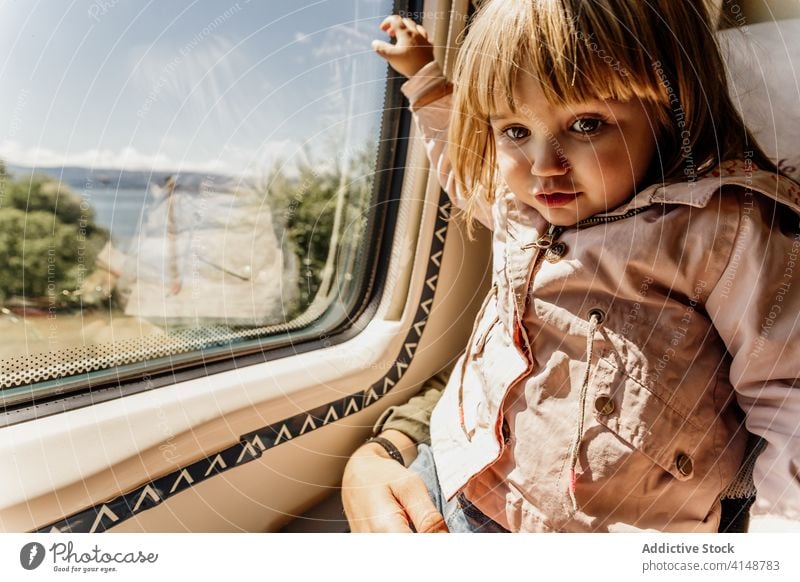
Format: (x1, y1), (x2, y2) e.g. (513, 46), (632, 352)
(373, 368), (446, 446)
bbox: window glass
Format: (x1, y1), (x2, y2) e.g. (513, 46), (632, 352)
(0, 0), (395, 405)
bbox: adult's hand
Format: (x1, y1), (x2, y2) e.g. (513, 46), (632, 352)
(342, 431), (447, 533)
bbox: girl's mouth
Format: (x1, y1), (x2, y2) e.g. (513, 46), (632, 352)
(535, 192), (580, 207)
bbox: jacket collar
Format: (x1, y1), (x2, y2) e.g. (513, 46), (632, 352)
(599, 159), (800, 217)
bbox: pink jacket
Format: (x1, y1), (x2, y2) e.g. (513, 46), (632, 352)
(403, 62), (800, 532)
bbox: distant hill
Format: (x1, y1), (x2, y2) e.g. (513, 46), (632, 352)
(6, 164), (231, 193)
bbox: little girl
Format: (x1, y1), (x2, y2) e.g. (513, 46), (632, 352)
(344, 0), (800, 532)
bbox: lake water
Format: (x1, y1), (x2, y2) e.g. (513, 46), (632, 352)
(87, 188), (152, 248)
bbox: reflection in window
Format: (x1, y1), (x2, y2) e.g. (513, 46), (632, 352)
(0, 0), (394, 402)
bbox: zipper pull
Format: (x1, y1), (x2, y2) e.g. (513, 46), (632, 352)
(533, 223), (563, 249)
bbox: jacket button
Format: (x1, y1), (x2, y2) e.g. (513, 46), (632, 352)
(676, 453), (694, 477)
(588, 308), (606, 324)
(593, 395), (615, 415)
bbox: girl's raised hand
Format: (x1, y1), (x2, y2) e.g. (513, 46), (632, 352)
(372, 15), (435, 78)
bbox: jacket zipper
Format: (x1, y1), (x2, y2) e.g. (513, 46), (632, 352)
(524, 205), (650, 267)
(573, 205), (649, 228)
(491, 225), (565, 458)
(518, 205), (649, 347)
(526, 222), (563, 298)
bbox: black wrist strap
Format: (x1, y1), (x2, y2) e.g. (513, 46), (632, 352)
(366, 437), (404, 465)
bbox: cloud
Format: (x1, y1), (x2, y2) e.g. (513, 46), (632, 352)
(0, 140), (231, 174)
(0, 138), (303, 178)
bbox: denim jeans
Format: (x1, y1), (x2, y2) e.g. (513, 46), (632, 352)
(408, 443), (508, 533)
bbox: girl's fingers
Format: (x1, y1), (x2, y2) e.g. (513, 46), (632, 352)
(380, 14), (405, 33)
(371, 39), (400, 56)
(404, 18), (430, 41)
(380, 14), (425, 40)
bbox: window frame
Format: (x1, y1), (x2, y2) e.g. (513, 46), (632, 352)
(0, 0), (421, 426)
(0, 0), (494, 534)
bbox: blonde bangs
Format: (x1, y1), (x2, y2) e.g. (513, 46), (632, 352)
(458, 1), (670, 112)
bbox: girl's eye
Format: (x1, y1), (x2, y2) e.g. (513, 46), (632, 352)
(501, 126), (530, 142)
(570, 117), (604, 135)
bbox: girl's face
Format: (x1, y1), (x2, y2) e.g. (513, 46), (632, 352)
(490, 74), (658, 226)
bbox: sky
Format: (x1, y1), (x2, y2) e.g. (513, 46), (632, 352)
(0, 0), (393, 177)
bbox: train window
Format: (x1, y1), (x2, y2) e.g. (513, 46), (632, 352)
(0, 0), (399, 411)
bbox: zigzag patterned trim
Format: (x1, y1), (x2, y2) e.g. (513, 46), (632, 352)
(38, 193), (452, 533)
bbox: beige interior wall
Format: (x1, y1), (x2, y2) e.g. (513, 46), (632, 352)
(741, 0), (800, 22)
(718, 0), (800, 27)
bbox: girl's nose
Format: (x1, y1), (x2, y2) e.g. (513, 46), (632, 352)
(530, 137), (569, 177)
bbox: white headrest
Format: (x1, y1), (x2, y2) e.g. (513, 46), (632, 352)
(718, 19), (800, 179)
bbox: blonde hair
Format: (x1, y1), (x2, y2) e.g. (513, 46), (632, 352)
(450, 0), (777, 230)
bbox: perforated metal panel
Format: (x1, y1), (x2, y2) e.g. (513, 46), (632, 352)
(0, 305), (325, 404)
